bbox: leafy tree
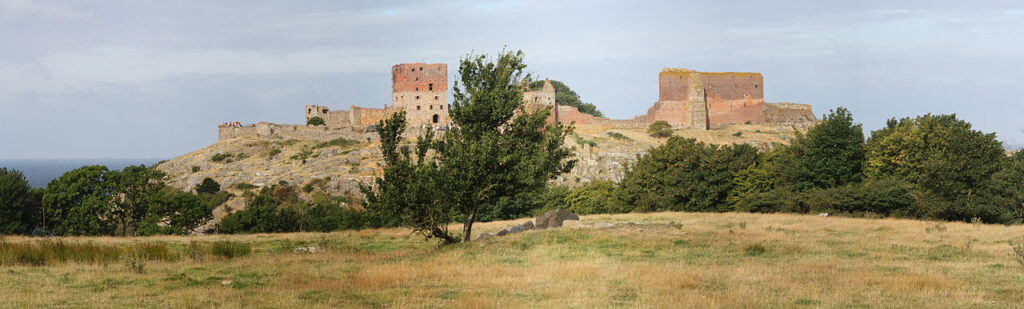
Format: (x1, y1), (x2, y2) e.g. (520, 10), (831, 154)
(196, 177), (221, 194)
(219, 194), (298, 234)
(478, 185), (571, 222)
(774, 107), (865, 191)
(617, 137), (758, 212)
(529, 79), (604, 117)
(363, 50), (576, 244)
(865, 114), (1006, 221)
(727, 150), (783, 212)
(0, 168), (41, 234)
(42, 166), (116, 236)
(647, 121), (673, 138)
(564, 180), (626, 215)
(306, 117), (325, 126)
(108, 165), (166, 236)
(992, 151), (1024, 223)
(137, 190), (215, 235)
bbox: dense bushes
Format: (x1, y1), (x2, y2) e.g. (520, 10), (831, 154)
(618, 137), (757, 212)
(306, 117), (325, 126)
(647, 121), (673, 138)
(218, 185), (368, 234)
(1, 165), (220, 236)
(0, 168), (41, 235)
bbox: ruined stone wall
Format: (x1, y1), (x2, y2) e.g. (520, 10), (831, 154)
(764, 102), (818, 126)
(654, 69), (767, 129)
(393, 63), (450, 127)
(524, 79), (556, 106)
(218, 122), (374, 142)
(218, 125), (257, 141)
(702, 73), (765, 126)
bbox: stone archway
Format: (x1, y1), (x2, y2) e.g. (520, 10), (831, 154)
(432, 114), (439, 124)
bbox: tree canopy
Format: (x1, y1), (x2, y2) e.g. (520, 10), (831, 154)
(0, 168), (41, 235)
(363, 50), (576, 244)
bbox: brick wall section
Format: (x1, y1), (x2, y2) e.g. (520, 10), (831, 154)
(392, 63), (450, 127)
(654, 69), (766, 128)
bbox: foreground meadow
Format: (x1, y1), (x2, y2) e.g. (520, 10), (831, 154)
(2, 212), (1024, 308)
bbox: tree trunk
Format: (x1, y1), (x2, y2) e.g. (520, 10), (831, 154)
(462, 208), (478, 243)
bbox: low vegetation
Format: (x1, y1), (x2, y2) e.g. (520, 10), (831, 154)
(606, 131), (632, 141)
(306, 117), (325, 126)
(647, 120), (673, 138)
(1, 212), (1023, 307)
(528, 79), (604, 117)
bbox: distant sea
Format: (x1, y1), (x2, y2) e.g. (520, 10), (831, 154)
(0, 158), (166, 188)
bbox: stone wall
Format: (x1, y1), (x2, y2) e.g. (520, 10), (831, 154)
(764, 102), (818, 126)
(392, 63), (450, 127)
(218, 122), (375, 142)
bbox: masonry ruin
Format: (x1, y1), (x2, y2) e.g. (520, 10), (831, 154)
(219, 65), (815, 142)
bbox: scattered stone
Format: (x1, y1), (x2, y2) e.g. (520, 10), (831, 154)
(221, 278), (234, 285)
(293, 246), (321, 254)
(474, 232), (496, 241)
(535, 209), (580, 230)
(497, 220), (535, 236)
(818, 213), (829, 217)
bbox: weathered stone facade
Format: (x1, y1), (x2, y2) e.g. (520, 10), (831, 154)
(525, 68), (814, 130)
(392, 63), (450, 127)
(223, 65), (815, 142)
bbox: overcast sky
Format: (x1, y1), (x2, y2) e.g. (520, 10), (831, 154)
(1, 0), (1022, 159)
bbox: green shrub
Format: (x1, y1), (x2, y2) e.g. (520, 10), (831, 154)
(313, 138), (358, 150)
(564, 180), (627, 215)
(211, 153), (232, 162)
(196, 177), (220, 194)
(123, 246), (149, 273)
(647, 121), (673, 138)
(1010, 236), (1024, 267)
(617, 137), (758, 212)
(572, 134), (597, 148)
(268, 148), (281, 158)
(290, 146), (316, 164)
(744, 243), (767, 256)
(208, 241), (251, 259)
(607, 131), (632, 141)
(191, 166), (201, 173)
(233, 182), (257, 190)
(733, 131), (742, 137)
(306, 117), (325, 126)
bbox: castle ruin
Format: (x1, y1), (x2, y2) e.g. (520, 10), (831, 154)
(219, 65), (815, 142)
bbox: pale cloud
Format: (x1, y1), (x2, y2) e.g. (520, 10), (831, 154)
(1, 0), (1023, 158)
(0, 0), (87, 20)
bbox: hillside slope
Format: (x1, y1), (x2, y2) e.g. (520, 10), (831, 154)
(156, 124), (802, 227)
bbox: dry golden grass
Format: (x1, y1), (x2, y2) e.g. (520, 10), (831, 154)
(2, 212), (1024, 308)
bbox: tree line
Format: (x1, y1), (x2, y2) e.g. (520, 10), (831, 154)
(558, 108), (1024, 224)
(0, 165), (223, 236)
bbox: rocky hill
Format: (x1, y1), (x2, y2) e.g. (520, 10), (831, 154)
(157, 123), (803, 226)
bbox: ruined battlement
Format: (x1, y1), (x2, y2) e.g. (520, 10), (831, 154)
(221, 64), (815, 143)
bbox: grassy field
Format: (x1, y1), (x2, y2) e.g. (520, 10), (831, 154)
(2, 212), (1024, 308)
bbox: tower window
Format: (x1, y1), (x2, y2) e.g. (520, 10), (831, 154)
(416, 95), (420, 99)
(434, 96), (438, 100)
(755, 84), (758, 88)
(430, 105), (433, 110)
(429, 83), (433, 91)
(420, 67), (423, 71)
(417, 105), (421, 110)
(410, 68), (414, 72)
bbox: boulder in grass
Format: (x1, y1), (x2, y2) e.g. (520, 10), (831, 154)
(535, 209), (580, 230)
(475, 232), (496, 241)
